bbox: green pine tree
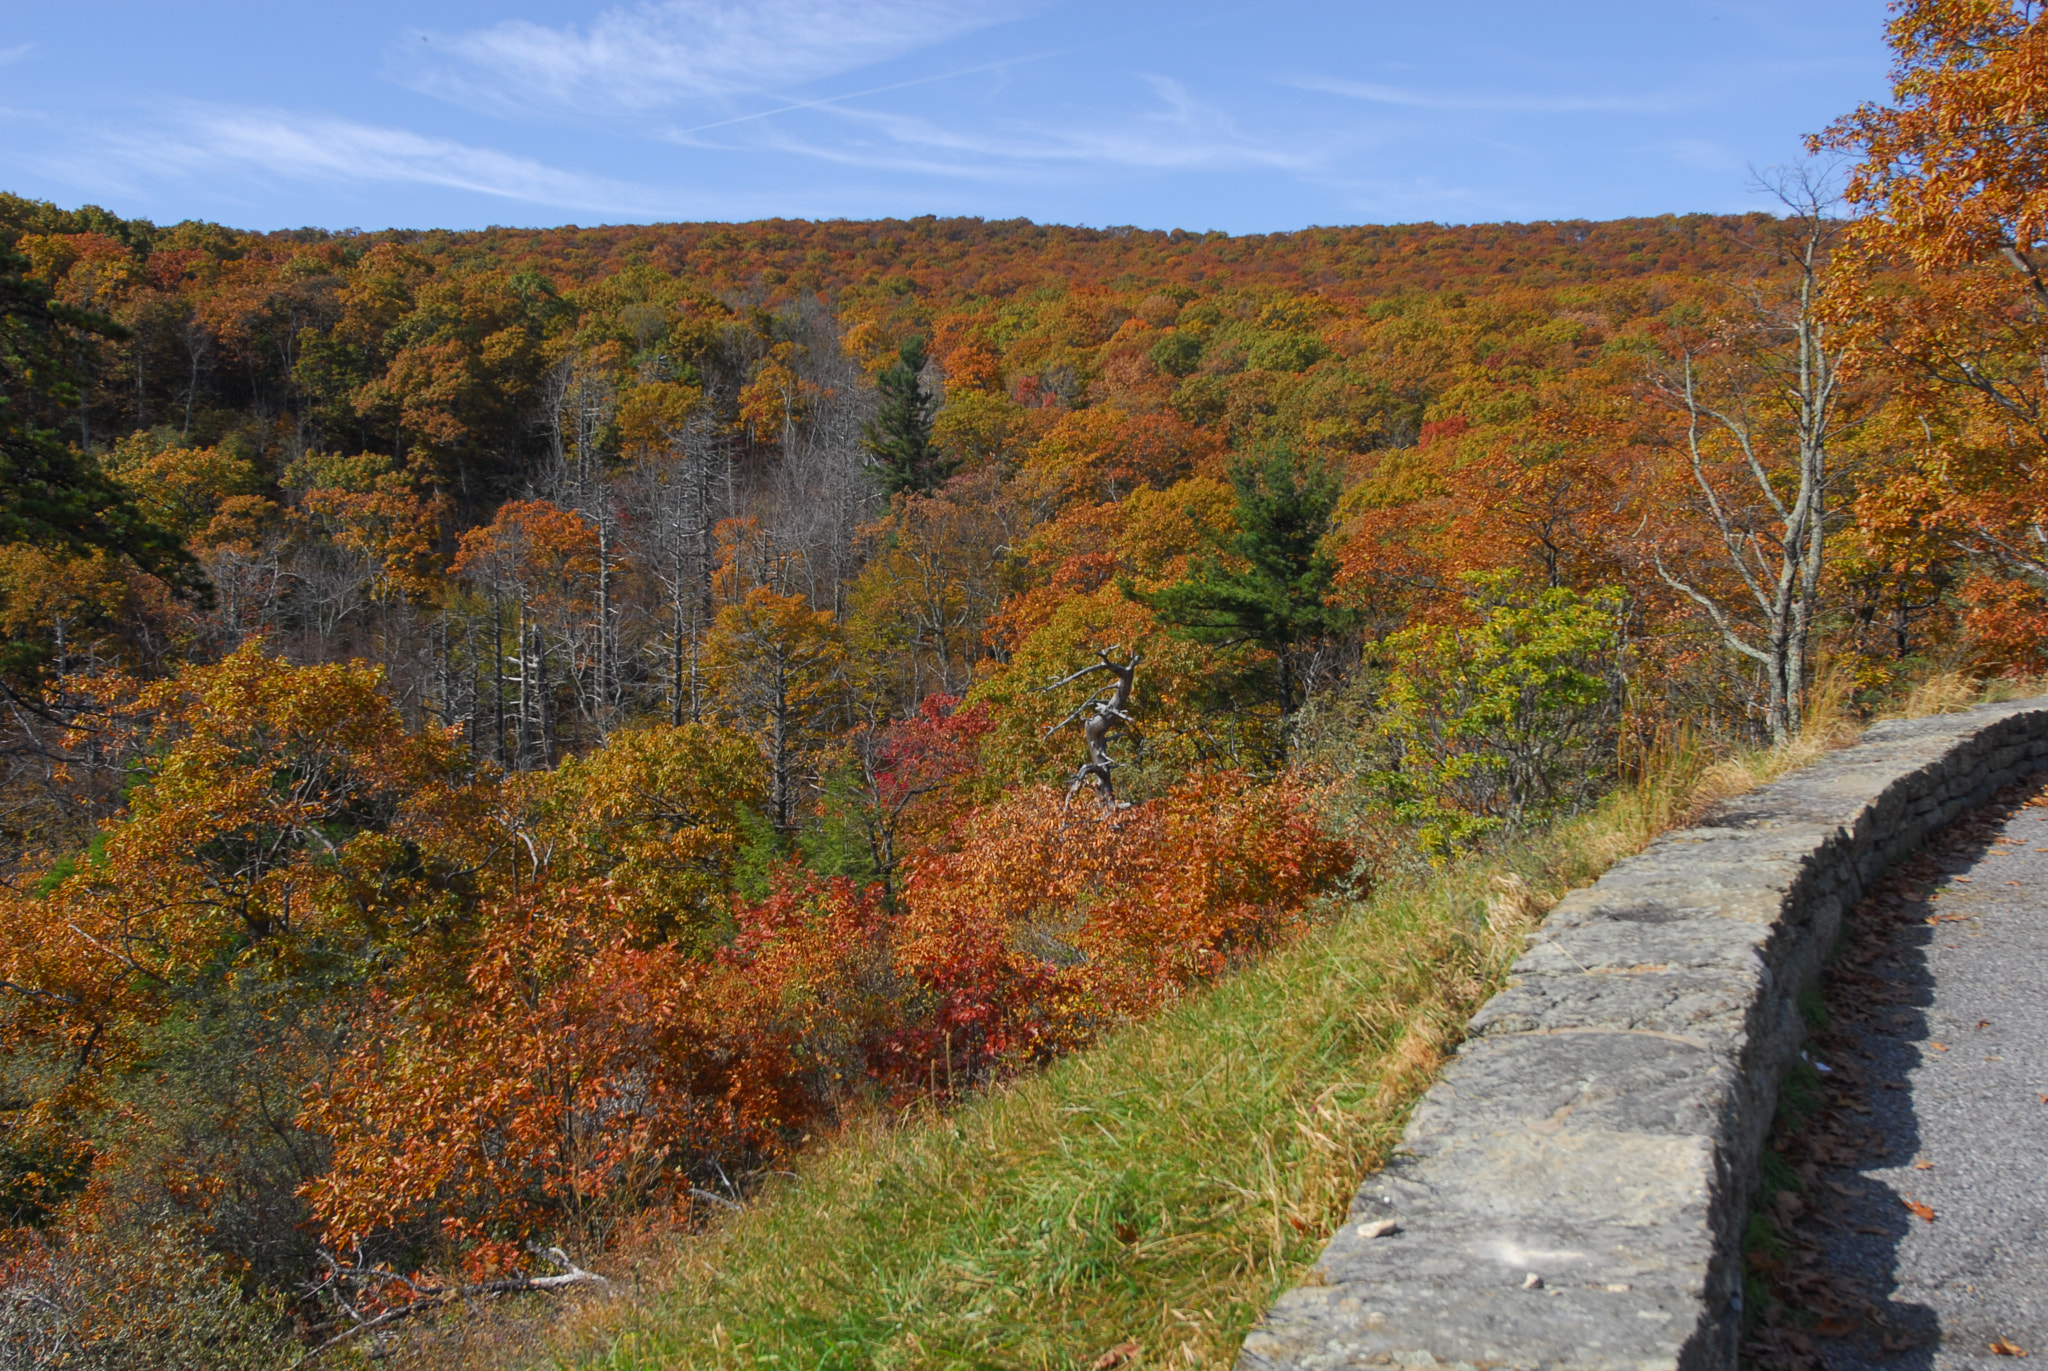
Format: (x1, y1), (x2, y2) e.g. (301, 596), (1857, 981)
(1132, 443), (1352, 719)
(862, 336), (951, 498)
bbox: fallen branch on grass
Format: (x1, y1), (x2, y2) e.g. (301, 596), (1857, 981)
(296, 1246), (608, 1364)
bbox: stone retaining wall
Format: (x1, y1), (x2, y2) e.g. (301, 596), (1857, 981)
(1237, 697), (2048, 1371)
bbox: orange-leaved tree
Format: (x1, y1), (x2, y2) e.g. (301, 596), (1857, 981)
(0, 643), (463, 1096)
(1820, 0), (2048, 661)
(0, 643), (469, 1240)
(705, 585), (846, 833)
(301, 722), (855, 1257)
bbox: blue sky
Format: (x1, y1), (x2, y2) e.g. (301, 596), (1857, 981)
(0, 1), (1890, 234)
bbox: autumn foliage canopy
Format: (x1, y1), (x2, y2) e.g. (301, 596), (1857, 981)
(4, 4), (2048, 1353)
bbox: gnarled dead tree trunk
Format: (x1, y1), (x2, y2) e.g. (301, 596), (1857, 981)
(1042, 647), (1142, 812)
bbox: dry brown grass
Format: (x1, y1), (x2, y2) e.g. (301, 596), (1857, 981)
(1887, 668), (2047, 720)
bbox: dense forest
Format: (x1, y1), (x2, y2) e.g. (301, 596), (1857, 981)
(3, 0), (2046, 1361)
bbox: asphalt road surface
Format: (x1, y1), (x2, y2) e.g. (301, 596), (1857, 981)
(1757, 774), (2048, 1369)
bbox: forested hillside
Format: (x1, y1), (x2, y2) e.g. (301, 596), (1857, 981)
(3, 2), (2045, 1359)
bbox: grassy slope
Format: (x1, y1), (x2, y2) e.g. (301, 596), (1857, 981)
(530, 687), (1981, 1371)
(540, 826), (1625, 1371)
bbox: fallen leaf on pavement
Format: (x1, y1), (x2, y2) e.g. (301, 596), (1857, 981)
(1990, 1338), (2027, 1357)
(1906, 1201), (1937, 1223)
(1931, 1042), (1949, 1051)
(1978, 1020), (1991, 1030)
(1914, 1159), (1934, 1170)
(1092, 1342), (1142, 1370)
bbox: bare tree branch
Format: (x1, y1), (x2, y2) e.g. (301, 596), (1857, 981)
(296, 1247), (608, 1366)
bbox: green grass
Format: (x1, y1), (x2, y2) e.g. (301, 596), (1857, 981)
(521, 810), (1640, 1371)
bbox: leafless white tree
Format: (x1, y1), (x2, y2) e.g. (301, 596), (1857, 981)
(1650, 167), (1862, 744)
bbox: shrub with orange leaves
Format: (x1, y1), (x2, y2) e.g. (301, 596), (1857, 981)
(720, 869), (902, 1093)
(1957, 571), (2048, 671)
(303, 855), (906, 1248)
(303, 879), (814, 1250)
(893, 771), (1352, 1078)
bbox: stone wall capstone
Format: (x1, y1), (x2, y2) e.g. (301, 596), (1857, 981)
(1237, 696), (2048, 1371)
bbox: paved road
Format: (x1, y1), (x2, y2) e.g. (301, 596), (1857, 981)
(1769, 776), (2048, 1369)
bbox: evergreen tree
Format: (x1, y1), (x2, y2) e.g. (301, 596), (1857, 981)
(0, 243), (192, 585)
(1133, 444), (1352, 718)
(862, 336), (950, 498)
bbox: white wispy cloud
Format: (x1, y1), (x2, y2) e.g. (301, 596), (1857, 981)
(0, 43), (33, 66)
(680, 75), (1328, 182)
(668, 49), (1068, 138)
(400, 0), (1027, 118)
(1295, 75), (1692, 115)
(30, 105), (722, 218)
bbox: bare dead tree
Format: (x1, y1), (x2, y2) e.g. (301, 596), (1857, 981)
(1649, 167), (1861, 744)
(736, 300), (877, 619)
(176, 311), (213, 439)
(619, 411), (728, 725)
(539, 357), (626, 737)
(1042, 647), (1142, 811)
(197, 535), (292, 653)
